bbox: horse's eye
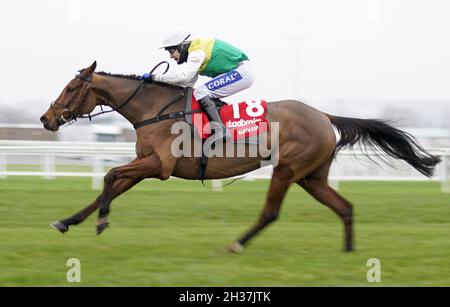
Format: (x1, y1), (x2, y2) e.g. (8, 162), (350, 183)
(67, 87), (72, 93)
(62, 109), (72, 120)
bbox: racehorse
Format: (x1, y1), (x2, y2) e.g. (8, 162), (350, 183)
(40, 61), (441, 253)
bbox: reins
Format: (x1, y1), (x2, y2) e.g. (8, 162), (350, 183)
(52, 61), (201, 129)
(69, 61), (202, 129)
(78, 61), (170, 121)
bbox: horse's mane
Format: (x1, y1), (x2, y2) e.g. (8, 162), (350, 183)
(95, 71), (184, 90)
(96, 71), (142, 81)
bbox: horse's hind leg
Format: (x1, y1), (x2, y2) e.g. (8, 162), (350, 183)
(297, 160), (354, 252)
(228, 165), (294, 253)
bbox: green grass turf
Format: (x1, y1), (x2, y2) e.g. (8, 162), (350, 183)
(0, 177), (449, 286)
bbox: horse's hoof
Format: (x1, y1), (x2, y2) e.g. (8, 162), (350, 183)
(227, 242), (244, 254)
(50, 221), (68, 234)
(96, 218), (109, 235)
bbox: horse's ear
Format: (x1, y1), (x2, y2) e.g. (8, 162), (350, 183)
(90, 61), (97, 72)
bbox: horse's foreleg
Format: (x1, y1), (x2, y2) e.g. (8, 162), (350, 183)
(51, 155), (162, 234)
(51, 177), (142, 233)
(228, 166), (293, 253)
(96, 154), (162, 234)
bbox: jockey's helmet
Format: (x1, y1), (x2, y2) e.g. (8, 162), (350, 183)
(160, 27), (192, 49)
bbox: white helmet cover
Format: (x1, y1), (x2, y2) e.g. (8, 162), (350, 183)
(160, 27), (192, 49)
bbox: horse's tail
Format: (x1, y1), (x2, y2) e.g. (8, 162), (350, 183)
(325, 114), (441, 178)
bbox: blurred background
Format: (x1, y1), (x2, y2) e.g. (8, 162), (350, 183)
(1, 0), (450, 127)
(0, 0), (449, 286)
(1, 0), (450, 121)
(0, 0), (449, 184)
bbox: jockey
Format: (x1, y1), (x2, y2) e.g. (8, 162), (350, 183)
(142, 27), (254, 144)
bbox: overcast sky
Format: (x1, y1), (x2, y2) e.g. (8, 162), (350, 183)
(1, 0), (449, 123)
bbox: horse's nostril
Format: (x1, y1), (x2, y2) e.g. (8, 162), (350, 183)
(40, 115), (48, 125)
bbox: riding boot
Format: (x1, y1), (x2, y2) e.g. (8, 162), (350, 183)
(198, 96), (231, 146)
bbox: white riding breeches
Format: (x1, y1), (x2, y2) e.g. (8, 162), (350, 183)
(193, 60), (254, 101)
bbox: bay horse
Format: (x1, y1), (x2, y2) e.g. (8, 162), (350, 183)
(40, 61), (440, 253)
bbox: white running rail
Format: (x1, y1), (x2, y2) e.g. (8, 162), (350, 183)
(1, 140), (449, 192)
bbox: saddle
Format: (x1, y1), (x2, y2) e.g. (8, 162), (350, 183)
(184, 87), (268, 142)
(182, 87), (269, 182)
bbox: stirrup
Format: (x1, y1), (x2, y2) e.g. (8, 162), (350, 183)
(209, 121), (231, 141)
(204, 122), (231, 151)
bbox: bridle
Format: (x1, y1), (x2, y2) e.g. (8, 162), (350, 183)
(49, 61), (170, 124)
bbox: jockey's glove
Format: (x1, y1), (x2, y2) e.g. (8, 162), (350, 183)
(140, 73), (154, 82)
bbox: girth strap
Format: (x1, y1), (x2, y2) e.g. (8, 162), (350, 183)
(199, 148), (209, 182)
(133, 88), (200, 129)
(133, 109), (202, 129)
